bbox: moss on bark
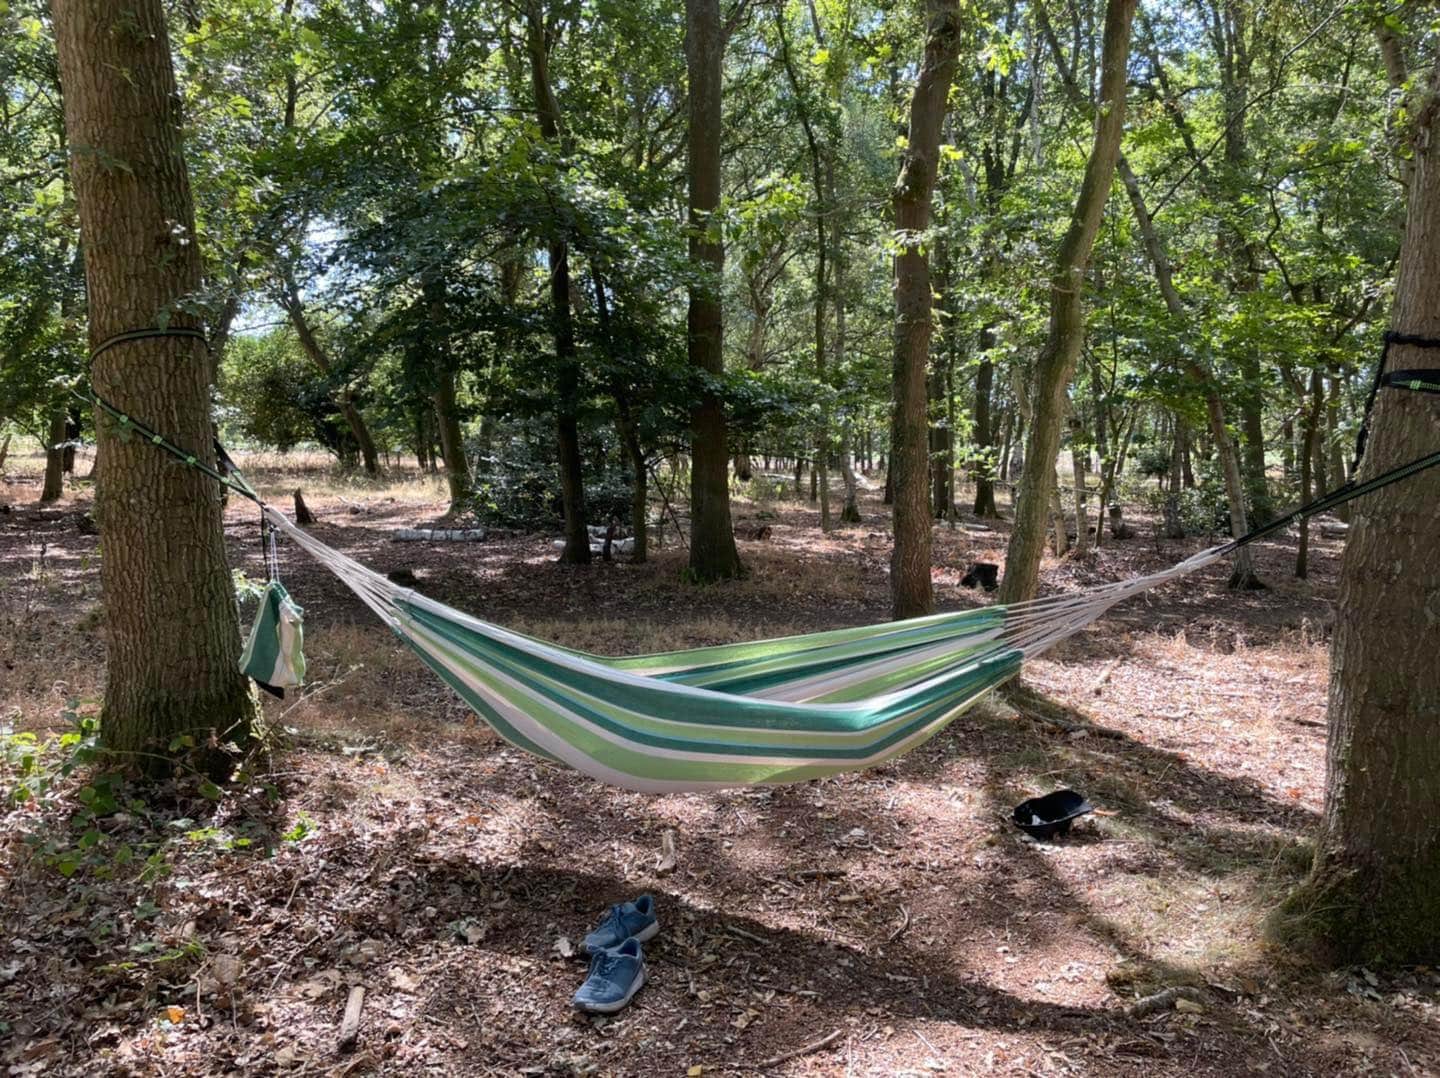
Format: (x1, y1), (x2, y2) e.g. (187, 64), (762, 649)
(1269, 856), (1440, 967)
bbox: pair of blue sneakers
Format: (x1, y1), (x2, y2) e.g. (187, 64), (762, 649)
(572, 894), (657, 1014)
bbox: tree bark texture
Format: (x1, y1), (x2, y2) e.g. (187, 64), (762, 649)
(1279, 57), (1440, 965)
(998, 0), (1136, 604)
(889, 0), (962, 619)
(684, 0), (743, 581)
(51, 0), (258, 769)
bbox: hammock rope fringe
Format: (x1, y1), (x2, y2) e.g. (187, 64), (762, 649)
(78, 329), (1440, 792)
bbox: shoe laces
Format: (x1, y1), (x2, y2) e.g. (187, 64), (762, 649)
(588, 948), (622, 980)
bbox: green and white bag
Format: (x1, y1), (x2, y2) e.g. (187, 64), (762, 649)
(240, 580), (306, 696)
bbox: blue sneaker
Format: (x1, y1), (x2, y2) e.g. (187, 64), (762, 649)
(572, 938), (646, 1014)
(583, 895), (658, 953)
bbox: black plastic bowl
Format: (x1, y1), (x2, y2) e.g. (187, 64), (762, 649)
(1012, 789), (1094, 840)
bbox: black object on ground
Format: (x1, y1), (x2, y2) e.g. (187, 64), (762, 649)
(961, 562), (1000, 591)
(1012, 789), (1094, 840)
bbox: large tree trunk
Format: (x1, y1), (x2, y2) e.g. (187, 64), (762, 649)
(888, 0), (961, 619)
(40, 407), (66, 502)
(1277, 55), (1440, 965)
(51, 0), (257, 772)
(998, 0), (1136, 604)
(684, 0), (743, 581)
(281, 279), (380, 476)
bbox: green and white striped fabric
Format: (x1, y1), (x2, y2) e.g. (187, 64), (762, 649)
(264, 508), (1224, 792)
(239, 580), (307, 691)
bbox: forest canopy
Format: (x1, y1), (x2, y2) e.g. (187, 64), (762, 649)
(2, 0), (1413, 549)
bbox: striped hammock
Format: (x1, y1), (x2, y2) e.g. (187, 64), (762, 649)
(263, 509), (1225, 793)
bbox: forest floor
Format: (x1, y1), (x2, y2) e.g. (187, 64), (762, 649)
(2, 449), (1437, 1077)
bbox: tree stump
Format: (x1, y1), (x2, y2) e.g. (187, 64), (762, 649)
(294, 488), (317, 526)
(1109, 504), (1136, 540)
(961, 562), (1000, 591)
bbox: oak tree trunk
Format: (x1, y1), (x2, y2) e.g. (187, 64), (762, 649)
(684, 0), (743, 581)
(1277, 57), (1440, 965)
(889, 0), (962, 618)
(51, 0), (258, 772)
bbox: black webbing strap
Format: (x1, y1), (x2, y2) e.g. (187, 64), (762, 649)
(1353, 330), (1440, 470)
(1381, 369), (1440, 395)
(1215, 446), (1440, 557)
(1219, 329), (1440, 557)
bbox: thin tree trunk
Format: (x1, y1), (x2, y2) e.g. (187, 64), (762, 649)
(835, 230), (860, 525)
(1049, 480), (1069, 557)
(592, 266), (648, 563)
(889, 0), (961, 618)
(1327, 369), (1348, 519)
(1116, 158), (1259, 586)
(1279, 53), (1440, 964)
(432, 366), (469, 509)
(282, 280), (380, 476)
(972, 330), (998, 515)
(928, 367), (947, 519)
(1070, 427), (1089, 555)
(41, 407), (66, 502)
(51, 0), (257, 773)
(684, 0), (743, 581)
(550, 241), (590, 564)
(525, 1), (590, 565)
(617, 409), (648, 563)
(1295, 368), (1322, 579)
(998, 406), (1015, 484)
(998, 0), (1136, 604)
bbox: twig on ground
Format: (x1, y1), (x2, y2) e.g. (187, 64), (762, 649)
(757, 1029), (843, 1069)
(1091, 659), (1122, 695)
(1125, 985), (1204, 1018)
(724, 924), (768, 945)
(887, 904), (911, 943)
(338, 985), (367, 1051)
